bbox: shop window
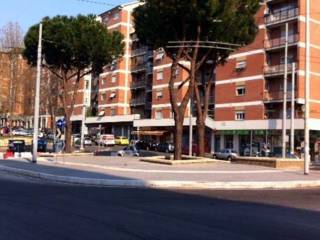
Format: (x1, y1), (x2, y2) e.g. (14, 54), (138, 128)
(225, 135), (233, 149)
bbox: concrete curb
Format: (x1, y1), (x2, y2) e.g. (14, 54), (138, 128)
(36, 158), (287, 174)
(39, 153), (94, 157)
(1, 164), (320, 189)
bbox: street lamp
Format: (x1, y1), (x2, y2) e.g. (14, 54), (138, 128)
(32, 23), (43, 163)
(304, 0), (310, 174)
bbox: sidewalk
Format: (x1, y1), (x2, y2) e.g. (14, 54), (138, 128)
(0, 156), (320, 189)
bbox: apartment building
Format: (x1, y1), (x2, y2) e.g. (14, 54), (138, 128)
(83, 2), (191, 140)
(80, 0), (320, 159)
(212, 0), (320, 157)
(0, 50), (35, 128)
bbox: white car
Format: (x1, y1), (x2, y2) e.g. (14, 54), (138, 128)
(117, 146), (140, 157)
(12, 129), (29, 136)
(213, 149), (238, 160)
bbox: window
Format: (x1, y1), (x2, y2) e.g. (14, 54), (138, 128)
(156, 90), (163, 99)
(236, 86), (246, 96)
(111, 75), (117, 83)
(110, 60), (117, 71)
(235, 61), (247, 71)
(113, 12), (119, 20)
(225, 135), (234, 149)
(98, 110), (105, 117)
(157, 71), (164, 80)
(110, 92), (116, 99)
(101, 78), (106, 85)
(280, 53), (294, 64)
(85, 80), (89, 89)
(155, 110), (163, 119)
(110, 107), (116, 116)
(155, 52), (165, 61)
(101, 93), (106, 101)
(235, 111), (245, 121)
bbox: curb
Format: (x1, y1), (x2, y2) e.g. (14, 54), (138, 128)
(1, 164), (320, 189)
(36, 158), (286, 174)
(39, 153), (94, 158)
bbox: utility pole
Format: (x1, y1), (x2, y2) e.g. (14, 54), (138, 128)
(290, 62), (295, 155)
(80, 79), (87, 151)
(282, 22), (289, 159)
(304, 0), (310, 174)
(32, 23), (43, 163)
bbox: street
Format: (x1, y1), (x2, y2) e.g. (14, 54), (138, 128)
(0, 172), (320, 240)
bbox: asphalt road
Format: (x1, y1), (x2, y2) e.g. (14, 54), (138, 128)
(0, 172), (320, 240)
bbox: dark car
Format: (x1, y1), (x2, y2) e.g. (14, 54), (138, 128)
(135, 140), (153, 150)
(156, 142), (174, 153)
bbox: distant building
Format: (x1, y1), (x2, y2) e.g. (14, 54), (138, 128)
(0, 49), (35, 128)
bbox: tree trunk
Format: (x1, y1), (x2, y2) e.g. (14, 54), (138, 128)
(64, 113), (72, 153)
(174, 116), (184, 160)
(197, 118), (206, 157)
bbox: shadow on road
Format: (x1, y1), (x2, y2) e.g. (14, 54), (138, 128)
(0, 174), (320, 240)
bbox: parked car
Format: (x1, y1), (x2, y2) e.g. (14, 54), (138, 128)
(134, 140), (149, 150)
(115, 136), (129, 145)
(117, 146), (140, 157)
(156, 142), (174, 153)
(12, 128), (29, 136)
(97, 134), (115, 146)
(213, 149), (238, 160)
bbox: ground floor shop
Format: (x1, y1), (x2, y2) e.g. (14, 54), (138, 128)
(212, 130), (320, 161)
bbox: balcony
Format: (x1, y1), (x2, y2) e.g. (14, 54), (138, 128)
(265, 109), (304, 119)
(131, 47), (148, 57)
(263, 90), (296, 102)
(131, 63), (147, 73)
(130, 98), (146, 107)
(264, 62), (296, 77)
(265, 34), (299, 50)
(131, 80), (146, 89)
(265, 8), (299, 26)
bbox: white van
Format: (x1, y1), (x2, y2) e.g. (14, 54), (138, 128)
(98, 134), (115, 146)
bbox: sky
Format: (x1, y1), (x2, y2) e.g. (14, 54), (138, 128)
(0, 0), (129, 33)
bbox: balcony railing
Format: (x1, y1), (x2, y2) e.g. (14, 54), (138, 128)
(131, 47), (148, 57)
(130, 98), (146, 106)
(263, 90), (296, 102)
(265, 8), (299, 25)
(265, 34), (299, 49)
(131, 80), (146, 89)
(131, 63), (147, 72)
(264, 62), (296, 76)
(265, 110), (304, 119)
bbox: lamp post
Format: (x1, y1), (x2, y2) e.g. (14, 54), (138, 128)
(304, 0), (310, 174)
(32, 23), (43, 163)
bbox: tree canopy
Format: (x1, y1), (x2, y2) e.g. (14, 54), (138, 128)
(23, 14), (124, 153)
(133, 0), (260, 58)
(133, 0), (260, 159)
(23, 14), (124, 76)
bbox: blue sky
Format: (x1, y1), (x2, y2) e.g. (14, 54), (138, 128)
(0, 0), (129, 33)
